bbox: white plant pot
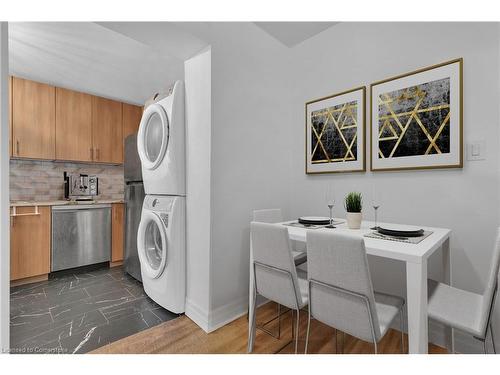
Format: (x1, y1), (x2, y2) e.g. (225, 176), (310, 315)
(346, 212), (362, 229)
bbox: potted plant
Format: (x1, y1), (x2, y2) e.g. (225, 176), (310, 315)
(345, 192), (363, 229)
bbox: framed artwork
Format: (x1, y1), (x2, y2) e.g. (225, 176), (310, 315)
(305, 86), (366, 174)
(370, 58), (463, 171)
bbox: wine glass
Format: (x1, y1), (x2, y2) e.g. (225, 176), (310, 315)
(325, 186), (335, 228)
(371, 188), (381, 230)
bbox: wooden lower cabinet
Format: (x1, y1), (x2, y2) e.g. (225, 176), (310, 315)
(10, 206), (51, 281)
(111, 203), (125, 264)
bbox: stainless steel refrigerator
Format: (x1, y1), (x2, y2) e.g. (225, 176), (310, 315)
(124, 134), (145, 282)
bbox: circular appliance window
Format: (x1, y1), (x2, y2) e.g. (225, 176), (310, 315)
(145, 220), (164, 270)
(138, 212), (167, 279)
(137, 103), (169, 170)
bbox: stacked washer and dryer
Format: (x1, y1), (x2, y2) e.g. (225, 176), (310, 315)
(136, 81), (186, 314)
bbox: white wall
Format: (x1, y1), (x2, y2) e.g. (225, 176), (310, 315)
(0, 21), (10, 352)
(287, 22), (500, 352)
(179, 24), (500, 350)
(184, 47), (212, 331)
(179, 23), (294, 331)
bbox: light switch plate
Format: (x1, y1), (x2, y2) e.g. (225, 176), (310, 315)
(466, 140), (486, 161)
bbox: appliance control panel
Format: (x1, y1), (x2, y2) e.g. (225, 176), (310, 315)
(145, 196), (174, 212)
(88, 176), (98, 196)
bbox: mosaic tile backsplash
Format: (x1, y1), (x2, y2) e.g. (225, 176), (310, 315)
(10, 159), (124, 202)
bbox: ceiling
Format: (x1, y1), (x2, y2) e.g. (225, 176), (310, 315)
(9, 22), (185, 105)
(96, 22), (209, 62)
(8, 22), (338, 104)
(254, 22), (338, 47)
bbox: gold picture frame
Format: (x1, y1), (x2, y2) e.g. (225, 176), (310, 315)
(370, 58), (463, 172)
(305, 86), (366, 174)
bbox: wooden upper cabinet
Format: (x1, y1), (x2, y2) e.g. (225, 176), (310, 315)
(92, 96), (123, 164)
(12, 77), (56, 159)
(122, 103), (143, 142)
(10, 76), (130, 164)
(56, 87), (93, 162)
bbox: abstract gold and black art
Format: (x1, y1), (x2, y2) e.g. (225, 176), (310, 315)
(371, 59), (463, 171)
(305, 87), (365, 174)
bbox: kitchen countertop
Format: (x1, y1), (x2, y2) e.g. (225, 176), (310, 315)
(10, 199), (124, 207)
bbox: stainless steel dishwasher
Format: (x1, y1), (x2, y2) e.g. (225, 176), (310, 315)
(51, 204), (111, 272)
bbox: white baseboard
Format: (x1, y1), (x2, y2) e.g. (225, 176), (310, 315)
(186, 294), (272, 334)
(185, 297), (210, 333)
(207, 295), (248, 333)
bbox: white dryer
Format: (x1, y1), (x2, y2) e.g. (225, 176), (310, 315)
(137, 195), (186, 313)
(137, 81), (185, 196)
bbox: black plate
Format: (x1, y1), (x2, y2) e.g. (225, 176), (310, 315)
(298, 218), (330, 225)
(377, 227), (424, 237)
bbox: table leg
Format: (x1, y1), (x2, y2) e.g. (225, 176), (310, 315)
(442, 237), (454, 353)
(248, 238), (256, 352)
(406, 260), (428, 354)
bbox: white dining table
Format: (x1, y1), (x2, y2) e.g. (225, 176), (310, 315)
(248, 218), (453, 354)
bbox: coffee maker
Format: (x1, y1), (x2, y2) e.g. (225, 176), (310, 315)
(64, 172), (99, 201)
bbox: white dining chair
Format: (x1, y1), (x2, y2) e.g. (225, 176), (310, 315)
(427, 227), (500, 354)
(249, 221), (309, 353)
(253, 208), (307, 266)
(305, 230), (405, 354)
(250, 208), (307, 340)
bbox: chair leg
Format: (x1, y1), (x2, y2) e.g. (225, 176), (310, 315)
(483, 338), (488, 354)
(334, 329), (338, 354)
(490, 322), (497, 354)
(341, 331), (345, 354)
(336, 330), (345, 354)
(304, 308), (311, 354)
(294, 309), (300, 354)
(247, 289), (257, 353)
(399, 308), (405, 354)
(291, 309), (295, 339)
(252, 302), (284, 339)
(374, 340), (378, 354)
(277, 304), (282, 339)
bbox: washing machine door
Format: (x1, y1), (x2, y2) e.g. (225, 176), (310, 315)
(137, 103), (169, 170)
(137, 211), (168, 279)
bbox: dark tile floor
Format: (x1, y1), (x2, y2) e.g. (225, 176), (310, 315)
(10, 265), (180, 354)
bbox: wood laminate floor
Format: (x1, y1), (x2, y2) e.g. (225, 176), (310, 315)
(92, 302), (448, 354)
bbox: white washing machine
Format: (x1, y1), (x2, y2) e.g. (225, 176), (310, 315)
(137, 80), (185, 196)
(137, 195), (186, 313)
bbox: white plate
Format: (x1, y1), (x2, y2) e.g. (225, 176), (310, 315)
(378, 224), (422, 232)
(299, 216), (330, 222)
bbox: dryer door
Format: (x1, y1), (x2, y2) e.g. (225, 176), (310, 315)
(137, 211), (168, 279)
(137, 103), (169, 170)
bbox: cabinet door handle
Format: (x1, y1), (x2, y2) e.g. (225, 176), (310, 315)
(90, 147), (93, 160)
(16, 140), (19, 155)
(96, 148), (100, 160)
(10, 205), (40, 217)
